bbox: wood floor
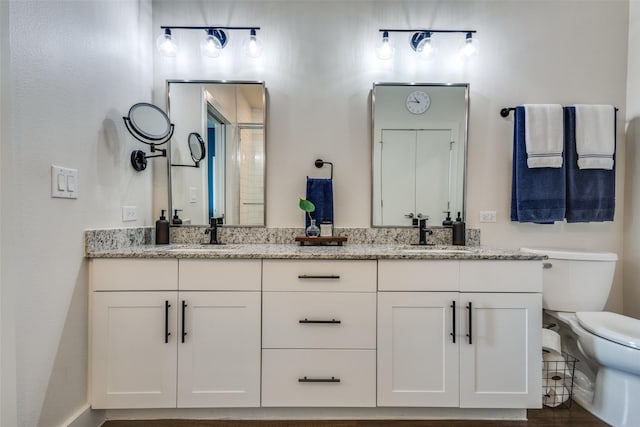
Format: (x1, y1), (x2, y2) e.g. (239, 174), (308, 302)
(102, 404), (610, 427)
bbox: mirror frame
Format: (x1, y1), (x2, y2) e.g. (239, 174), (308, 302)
(166, 79), (267, 227)
(371, 82), (469, 228)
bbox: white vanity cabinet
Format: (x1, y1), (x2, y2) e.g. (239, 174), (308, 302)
(377, 259), (542, 409)
(261, 260), (377, 407)
(90, 258), (261, 409)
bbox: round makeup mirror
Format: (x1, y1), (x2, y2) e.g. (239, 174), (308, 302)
(188, 132), (205, 164)
(125, 103), (173, 143)
(123, 102), (174, 172)
(170, 132), (206, 169)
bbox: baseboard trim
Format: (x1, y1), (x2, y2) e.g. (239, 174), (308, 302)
(104, 407), (527, 421)
(62, 404), (105, 427)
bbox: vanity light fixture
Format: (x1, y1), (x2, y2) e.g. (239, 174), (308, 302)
(459, 32), (479, 58)
(158, 26), (262, 58)
(201, 28), (227, 58)
(156, 28), (177, 57)
(410, 31), (435, 59)
(376, 31), (395, 60)
(242, 28), (263, 58)
(377, 29), (478, 60)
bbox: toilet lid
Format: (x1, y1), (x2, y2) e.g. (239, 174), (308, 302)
(576, 312), (640, 350)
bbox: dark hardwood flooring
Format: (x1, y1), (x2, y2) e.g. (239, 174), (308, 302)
(102, 404), (610, 427)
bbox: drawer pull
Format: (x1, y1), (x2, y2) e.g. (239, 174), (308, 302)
(164, 300), (171, 344)
(297, 275), (341, 280)
(298, 376), (341, 383)
(466, 301), (473, 345)
(181, 300), (187, 343)
(450, 300), (456, 344)
(299, 318), (341, 324)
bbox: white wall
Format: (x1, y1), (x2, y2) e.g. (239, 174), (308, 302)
(1, 1), (154, 426)
(153, 0), (628, 312)
(0, 1), (18, 426)
(624, 0), (640, 319)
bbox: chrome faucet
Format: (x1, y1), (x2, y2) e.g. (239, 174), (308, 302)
(418, 218), (434, 245)
(205, 217), (221, 244)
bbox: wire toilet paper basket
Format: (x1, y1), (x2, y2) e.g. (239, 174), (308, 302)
(542, 351), (578, 409)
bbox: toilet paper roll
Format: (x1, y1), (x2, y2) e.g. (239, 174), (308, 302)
(542, 351), (572, 381)
(543, 378), (570, 408)
(542, 328), (562, 354)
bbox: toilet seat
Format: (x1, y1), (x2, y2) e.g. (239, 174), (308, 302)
(576, 312), (640, 350)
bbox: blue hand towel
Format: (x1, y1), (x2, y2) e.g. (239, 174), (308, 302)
(564, 107), (615, 222)
(510, 107), (566, 223)
(305, 178), (334, 227)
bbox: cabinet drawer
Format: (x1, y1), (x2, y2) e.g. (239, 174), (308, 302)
(378, 260), (459, 291)
(91, 259), (178, 291)
(263, 260), (376, 292)
(178, 259), (261, 291)
(460, 260), (542, 292)
(261, 349), (376, 407)
(262, 292), (376, 349)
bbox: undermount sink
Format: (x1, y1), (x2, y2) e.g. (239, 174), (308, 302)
(401, 247), (474, 254)
(160, 244), (231, 252)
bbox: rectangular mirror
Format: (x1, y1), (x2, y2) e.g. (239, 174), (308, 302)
(372, 83), (469, 227)
(168, 80), (266, 226)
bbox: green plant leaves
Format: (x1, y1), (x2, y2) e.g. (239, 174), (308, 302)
(299, 198), (316, 213)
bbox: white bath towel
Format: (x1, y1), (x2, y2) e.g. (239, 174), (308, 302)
(523, 104), (564, 168)
(574, 104), (615, 170)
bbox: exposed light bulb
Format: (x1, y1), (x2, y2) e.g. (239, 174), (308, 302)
(413, 32), (435, 59)
(460, 32), (478, 59)
(242, 29), (263, 58)
(156, 28), (177, 57)
(376, 31), (394, 60)
(201, 29), (226, 58)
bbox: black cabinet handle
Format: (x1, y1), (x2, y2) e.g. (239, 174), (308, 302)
(297, 275), (340, 280)
(466, 301), (473, 344)
(164, 300), (171, 344)
(298, 376), (340, 383)
(450, 301), (456, 344)
(181, 300), (187, 343)
(299, 318), (341, 324)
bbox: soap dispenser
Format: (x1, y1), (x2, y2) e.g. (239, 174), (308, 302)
(172, 209), (183, 225)
(452, 211), (465, 246)
(442, 211), (453, 227)
(155, 210), (170, 245)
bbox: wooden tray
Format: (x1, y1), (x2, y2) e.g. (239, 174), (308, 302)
(294, 236), (348, 246)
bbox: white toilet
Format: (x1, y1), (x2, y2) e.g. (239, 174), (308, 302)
(521, 248), (640, 427)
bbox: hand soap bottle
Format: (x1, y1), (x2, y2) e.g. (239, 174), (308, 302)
(442, 211), (453, 227)
(155, 210), (170, 245)
(172, 209), (183, 225)
(452, 211), (465, 246)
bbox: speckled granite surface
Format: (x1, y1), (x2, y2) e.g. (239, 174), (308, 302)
(83, 226), (520, 260)
(85, 226), (480, 252)
(86, 242), (542, 261)
(84, 227), (153, 253)
(171, 226), (480, 246)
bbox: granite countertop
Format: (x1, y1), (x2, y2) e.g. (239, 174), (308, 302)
(85, 243), (545, 261)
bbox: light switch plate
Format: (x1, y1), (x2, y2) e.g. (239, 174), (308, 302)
(51, 165), (78, 199)
(122, 206), (138, 222)
(479, 210), (497, 223)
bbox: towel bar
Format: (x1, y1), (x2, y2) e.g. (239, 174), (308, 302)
(314, 158), (333, 180)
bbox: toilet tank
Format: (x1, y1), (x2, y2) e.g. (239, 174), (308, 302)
(520, 248), (617, 312)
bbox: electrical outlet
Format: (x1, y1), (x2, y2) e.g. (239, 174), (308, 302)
(122, 206), (138, 222)
(479, 210), (497, 223)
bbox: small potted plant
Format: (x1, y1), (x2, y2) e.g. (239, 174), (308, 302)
(299, 198), (320, 237)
